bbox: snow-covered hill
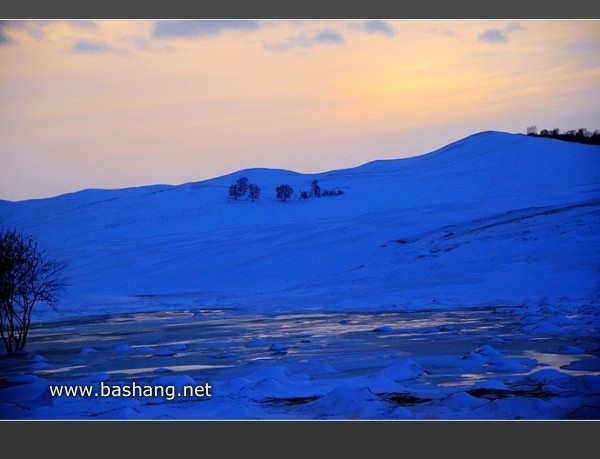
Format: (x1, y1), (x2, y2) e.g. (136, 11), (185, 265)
(1, 130), (598, 320)
(2, 131), (600, 420)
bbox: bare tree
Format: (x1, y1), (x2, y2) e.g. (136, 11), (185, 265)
(276, 184), (294, 202)
(248, 183), (260, 202)
(228, 183), (243, 200)
(236, 177), (249, 195)
(0, 228), (67, 355)
(310, 179), (321, 197)
(228, 177), (250, 200)
(576, 128), (591, 138)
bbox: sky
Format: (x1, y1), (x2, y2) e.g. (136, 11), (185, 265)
(1, 131), (599, 420)
(1, 19), (599, 201)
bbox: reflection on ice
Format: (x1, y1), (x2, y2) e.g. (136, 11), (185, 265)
(13, 306), (600, 387)
(2, 305), (599, 419)
(105, 364), (231, 376)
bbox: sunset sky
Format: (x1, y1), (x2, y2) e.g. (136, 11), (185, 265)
(1, 19), (599, 201)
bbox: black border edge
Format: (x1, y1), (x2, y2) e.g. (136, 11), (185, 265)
(2, 420), (599, 453)
(2, 1), (600, 19)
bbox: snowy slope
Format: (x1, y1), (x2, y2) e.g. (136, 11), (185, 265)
(1, 130), (598, 320)
(1, 131), (600, 420)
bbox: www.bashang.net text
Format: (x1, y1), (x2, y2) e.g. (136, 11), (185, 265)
(48, 381), (213, 401)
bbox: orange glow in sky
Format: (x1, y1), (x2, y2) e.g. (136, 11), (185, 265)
(1, 19), (599, 200)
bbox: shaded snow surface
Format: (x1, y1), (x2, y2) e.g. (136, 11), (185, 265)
(1, 131), (599, 420)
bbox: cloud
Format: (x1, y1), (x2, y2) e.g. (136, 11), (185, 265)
(71, 39), (108, 53)
(263, 29), (345, 53)
(263, 33), (310, 53)
(133, 36), (175, 54)
(0, 20), (101, 45)
(361, 20), (396, 37)
(0, 19), (99, 41)
(478, 29), (509, 44)
(478, 23), (524, 45)
(428, 27), (457, 39)
(152, 20), (261, 39)
(70, 39), (124, 55)
(0, 21), (13, 45)
(314, 29), (345, 44)
(71, 40), (108, 53)
(444, 30), (456, 37)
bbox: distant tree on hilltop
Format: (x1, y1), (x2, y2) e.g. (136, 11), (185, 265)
(228, 177), (246, 200)
(276, 184), (294, 202)
(248, 183), (260, 202)
(526, 126), (538, 135)
(228, 177), (260, 202)
(301, 179), (344, 200)
(311, 179), (321, 197)
(236, 177), (248, 195)
(526, 126), (600, 145)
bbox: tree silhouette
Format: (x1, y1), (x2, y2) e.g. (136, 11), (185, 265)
(310, 179), (321, 197)
(526, 126), (600, 145)
(0, 228), (67, 355)
(248, 183), (261, 202)
(276, 184), (294, 202)
(228, 177), (250, 200)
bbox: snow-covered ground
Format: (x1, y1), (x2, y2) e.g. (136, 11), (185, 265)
(1, 131), (599, 419)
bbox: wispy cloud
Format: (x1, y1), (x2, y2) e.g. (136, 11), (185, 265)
(133, 36), (175, 54)
(478, 23), (524, 44)
(2, 20), (100, 43)
(262, 29), (345, 53)
(358, 20), (396, 38)
(314, 29), (345, 44)
(0, 21), (14, 45)
(71, 39), (109, 53)
(152, 20), (261, 39)
(479, 29), (509, 44)
(430, 28), (456, 38)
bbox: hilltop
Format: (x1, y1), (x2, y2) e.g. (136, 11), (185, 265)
(1, 130), (599, 321)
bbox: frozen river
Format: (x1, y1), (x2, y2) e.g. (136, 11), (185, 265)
(2, 304), (599, 420)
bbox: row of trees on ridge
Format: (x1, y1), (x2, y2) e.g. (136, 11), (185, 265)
(228, 177), (261, 202)
(526, 126), (600, 145)
(228, 177), (344, 203)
